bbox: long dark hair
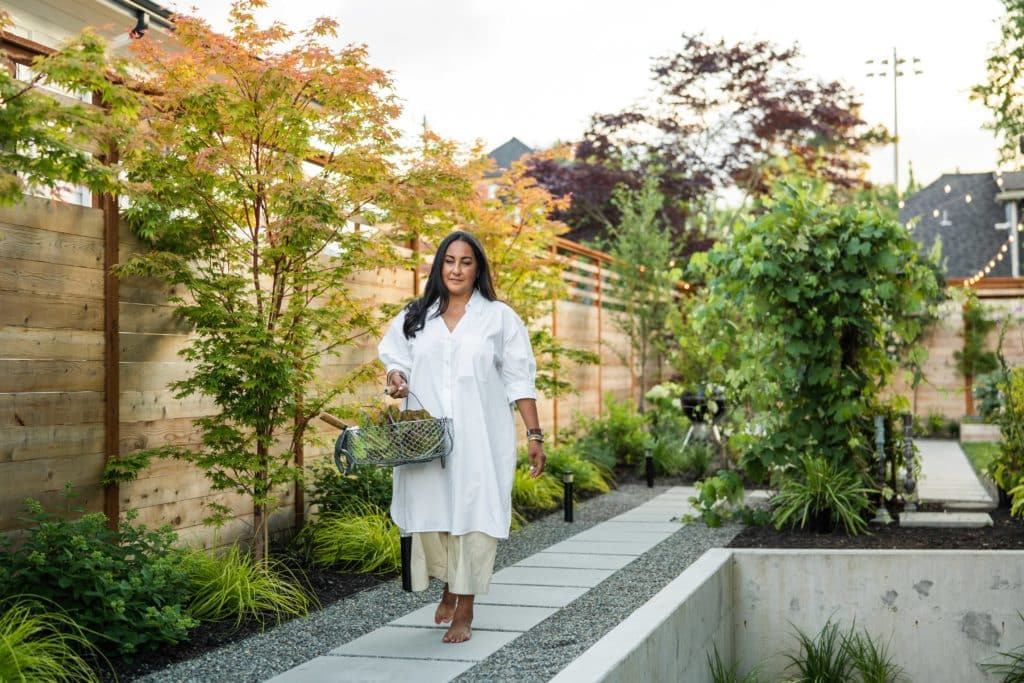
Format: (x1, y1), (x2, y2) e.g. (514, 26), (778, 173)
(402, 231), (497, 338)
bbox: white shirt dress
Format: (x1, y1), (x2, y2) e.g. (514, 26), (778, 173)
(377, 289), (537, 539)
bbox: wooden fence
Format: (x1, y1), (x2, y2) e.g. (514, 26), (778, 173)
(890, 280), (1024, 419)
(0, 196), (639, 545)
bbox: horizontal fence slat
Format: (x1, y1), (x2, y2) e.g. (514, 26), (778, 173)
(0, 391), (104, 426)
(0, 360), (104, 393)
(0, 221), (104, 269)
(0, 326), (104, 361)
(0, 292), (104, 331)
(0, 423), (105, 462)
(0, 196), (103, 238)
(0, 256), (104, 300)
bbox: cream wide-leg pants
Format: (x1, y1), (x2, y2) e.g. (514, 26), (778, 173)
(409, 531), (498, 595)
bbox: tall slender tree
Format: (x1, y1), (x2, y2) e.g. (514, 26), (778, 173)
(118, 1), (470, 558)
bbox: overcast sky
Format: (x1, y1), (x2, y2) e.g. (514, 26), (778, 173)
(171, 0), (1007, 189)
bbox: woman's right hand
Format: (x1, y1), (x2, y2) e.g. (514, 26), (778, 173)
(387, 370), (409, 399)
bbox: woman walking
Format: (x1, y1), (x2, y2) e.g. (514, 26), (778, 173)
(378, 230), (546, 643)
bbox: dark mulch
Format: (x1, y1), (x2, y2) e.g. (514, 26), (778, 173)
(100, 562), (393, 682)
(729, 504), (1024, 550)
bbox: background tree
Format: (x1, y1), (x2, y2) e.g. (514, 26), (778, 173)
(699, 177), (942, 482)
(531, 34), (886, 256)
(972, 0), (1024, 163)
(954, 292), (999, 416)
(0, 12), (136, 205)
(600, 178), (681, 411)
(119, 1), (468, 559)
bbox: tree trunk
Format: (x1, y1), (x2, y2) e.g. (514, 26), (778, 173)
(252, 440), (270, 561)
(965, 374), (975, 416)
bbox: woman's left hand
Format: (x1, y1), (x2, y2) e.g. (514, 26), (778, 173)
(527, 440), (545, 478)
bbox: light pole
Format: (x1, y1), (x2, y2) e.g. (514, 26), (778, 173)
(866, 47), (923, 196)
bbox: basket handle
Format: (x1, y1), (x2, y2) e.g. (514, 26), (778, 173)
(319, 412), (346, 430)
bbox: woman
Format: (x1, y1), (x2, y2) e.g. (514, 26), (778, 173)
(378, 230), (546, 644)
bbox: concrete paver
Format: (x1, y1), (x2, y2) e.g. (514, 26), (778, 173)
(330, 626), (519, 661)
(916, 439), (995, 508)
(392, 604), (556, 631)
(567, 526), (675, 542)
(491, 565), (615, 587)
(474, 583), (588, 607)
(899, 511), (993, 528)
(514, 551), (635, 570)
(544, 538), (662, 555)
(267, 655), (475, 682)
(585, 521), (682, 533)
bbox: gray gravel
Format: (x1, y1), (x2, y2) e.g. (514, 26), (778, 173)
(134, 484), (741, 683)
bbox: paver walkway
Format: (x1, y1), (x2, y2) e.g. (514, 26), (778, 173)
(267, 486), (700, 683)
(915, 438), (995, 510)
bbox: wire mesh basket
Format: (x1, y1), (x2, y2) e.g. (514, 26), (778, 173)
(321, 392), (453, 475)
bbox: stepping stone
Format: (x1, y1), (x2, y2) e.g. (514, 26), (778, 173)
(598, 521), (682, 532)
(331, 626), (518, 661)
(392, 603), (556, 631)
(515, 552), (635, 570)
(899, 511), (993, 528)
(568, 526), (675, 542)
(475, 583), (587, 607)
(491, 565), (615, 587)
(545, 539), (662, 556)
(267, 655), (475, 682)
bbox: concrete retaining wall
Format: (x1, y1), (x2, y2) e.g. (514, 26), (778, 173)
(549, 549), (734, 683)
(555, 549), (1024, 682)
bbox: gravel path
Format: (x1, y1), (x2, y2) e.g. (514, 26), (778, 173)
(135, 483), (741, 682)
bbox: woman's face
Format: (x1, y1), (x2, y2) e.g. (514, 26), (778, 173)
(442, 239), (478, 298)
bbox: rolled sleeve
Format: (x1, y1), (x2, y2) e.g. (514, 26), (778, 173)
(500, 308), (537, 402)
(378, 310), (412, 381)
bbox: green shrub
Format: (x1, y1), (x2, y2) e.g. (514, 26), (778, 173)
(297, 501), (400, 573)
(538, 444), (613, 495)
(975, 369), (1009, 422)
(0, 493), (195, 655)
(992, 367), (1024, 515)
(706, 643), (760, 682)
(785, 619), (905, 683)
(511, 465), (563, 514)
(573, 394), (649, 470)
(679, 441), (716, 479)
(183, 543), (312, 627)
(785, 619), (851, 682)
(845, 627), (906, 683)
(771, 455), (873, 535)
(690, 470), (746, 527)
(305, 460), (392, 513)
(0, 597), (104, 682)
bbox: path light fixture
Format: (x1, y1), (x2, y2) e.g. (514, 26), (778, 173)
(871, 416), (893, 525)
(645, 448), (654, 488)
(902, 414), (918, 512)
(563, 471), (574, 523)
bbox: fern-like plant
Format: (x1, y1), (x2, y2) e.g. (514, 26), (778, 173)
(183, 543), (313, 627)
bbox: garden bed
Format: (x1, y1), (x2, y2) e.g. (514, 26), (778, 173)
(729, 504), (1024, 550)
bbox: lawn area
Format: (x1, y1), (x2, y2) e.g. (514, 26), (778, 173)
(961, 441), (1001, 477)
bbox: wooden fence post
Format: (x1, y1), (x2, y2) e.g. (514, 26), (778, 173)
(101, 147), (120, 529)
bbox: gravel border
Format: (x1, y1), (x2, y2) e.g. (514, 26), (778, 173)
(135, 483), (739, 682)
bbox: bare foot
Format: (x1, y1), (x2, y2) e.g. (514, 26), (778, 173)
(434, 585), (456, 625)
(442, 595), (473, 643)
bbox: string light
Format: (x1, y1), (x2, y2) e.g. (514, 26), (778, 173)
(965, 194), (973, 203)
(944, 184), (951, 193)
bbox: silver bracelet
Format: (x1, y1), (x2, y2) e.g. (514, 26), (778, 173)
(527, 433), (544, 443)
(386, 369), (407, 386)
